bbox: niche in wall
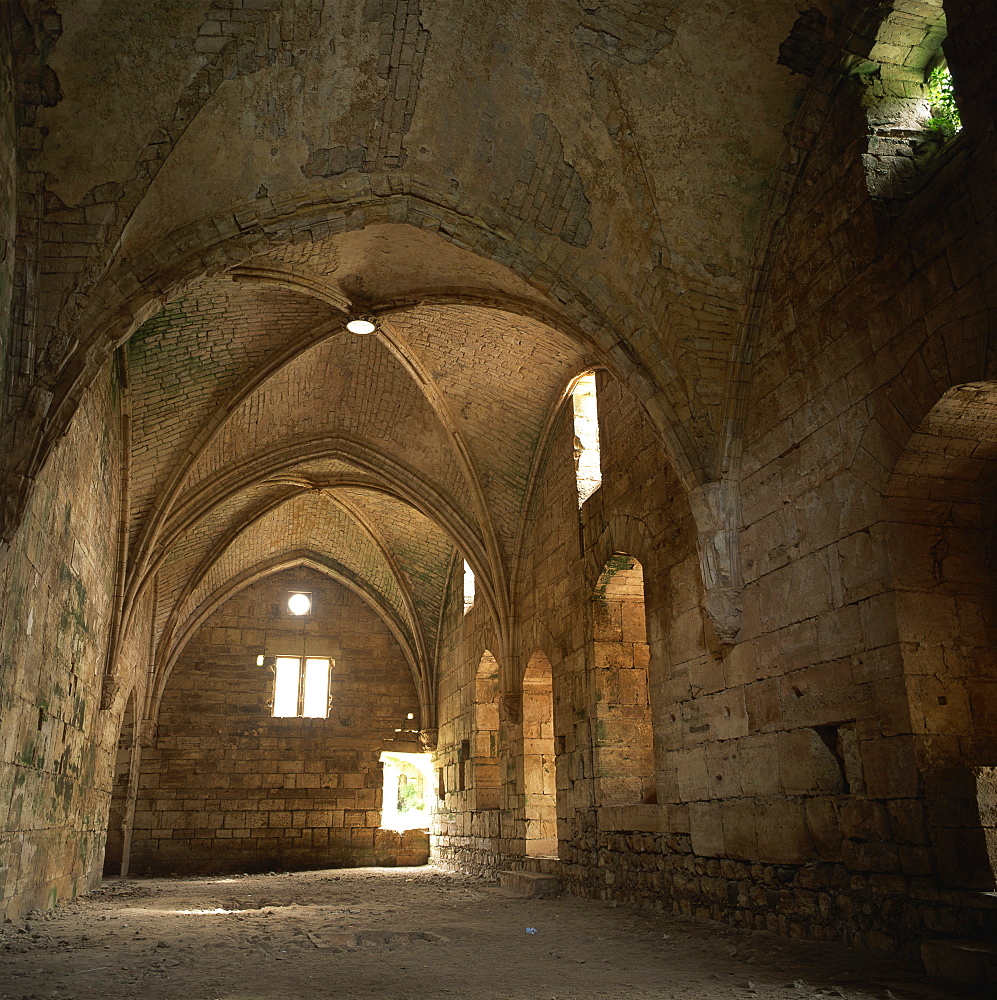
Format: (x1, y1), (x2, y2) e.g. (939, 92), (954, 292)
(591, 554), (656, 806)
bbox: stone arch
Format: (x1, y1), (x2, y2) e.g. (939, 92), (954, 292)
(471, 649), (501, 812)
(149, 551), (428, 727)
(6, 197), (708, 553)
(590, 553), (656, 806)
(884, 382), (997, 890)
(584, 514), (654, 593)
(842, 276), (993, 499)
(522, 649), (558, 857)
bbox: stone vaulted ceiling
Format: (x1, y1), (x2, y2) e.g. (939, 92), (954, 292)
(5, 0), (831, 718)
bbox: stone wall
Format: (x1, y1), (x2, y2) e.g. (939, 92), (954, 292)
(431, 565), (507, 874)
(0, 369), (121, 918)
(561, 813), (997, 951)
(0, 10), (14, 403)
(428, 62), (997, 940)
(129, 568), (427, 874)
(433, 369), (708, 877)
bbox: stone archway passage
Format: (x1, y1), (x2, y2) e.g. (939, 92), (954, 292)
(885, 382), (997, 891)
(472, 651), (501, 812)
(523, 650), (557, 857)
(591, 554), (656, 807)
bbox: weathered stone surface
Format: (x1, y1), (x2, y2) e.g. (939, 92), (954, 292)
(497, 870), (561, 897)
(1, 0), (996, 965)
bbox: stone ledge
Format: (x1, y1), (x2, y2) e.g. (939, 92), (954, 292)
(498, 870), (562, 897)
(922, 939), (997, 987)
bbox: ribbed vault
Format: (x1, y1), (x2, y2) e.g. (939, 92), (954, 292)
(117, 253), (600, 723)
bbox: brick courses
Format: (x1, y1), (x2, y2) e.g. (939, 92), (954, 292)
(129, 569), (426, 874)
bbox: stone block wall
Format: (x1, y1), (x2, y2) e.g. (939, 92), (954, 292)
(432, 567), (509, 873)
(429, 39), (997, 936)
(0, 370), (121, 918)
(433, 369), (708, 875)
(0, 12), (13, 401)
(129, 568), (426, 874)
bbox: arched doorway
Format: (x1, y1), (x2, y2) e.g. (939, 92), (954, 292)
(523, 650), (557, 857)
(591, 554), (656, 806)
(886, 382), (997, 889)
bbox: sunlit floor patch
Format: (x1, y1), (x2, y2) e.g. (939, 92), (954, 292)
(0, 866), (964, 1000)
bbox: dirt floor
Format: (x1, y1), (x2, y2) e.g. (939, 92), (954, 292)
(0, 865), (983, 1000)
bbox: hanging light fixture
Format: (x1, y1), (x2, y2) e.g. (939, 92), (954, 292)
(346, 314), (378, 335)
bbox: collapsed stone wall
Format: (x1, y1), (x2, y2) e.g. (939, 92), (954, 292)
(129, 568), (427, 875)
(0, 369), (121, 918)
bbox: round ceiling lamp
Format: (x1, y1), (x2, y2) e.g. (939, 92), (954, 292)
(346, 314), (378, 335)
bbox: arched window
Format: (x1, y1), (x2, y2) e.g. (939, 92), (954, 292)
(571, 372), (601, 505)
(851, 3), (961, 203)
(463, 560), (475, 615)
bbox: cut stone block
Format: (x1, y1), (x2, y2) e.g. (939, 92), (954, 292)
(498, 870), (561, 897)
(921, 938), (997, 987)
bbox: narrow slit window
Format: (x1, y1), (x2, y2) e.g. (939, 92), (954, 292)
(463, 560), (475, 615)
(271, 656), (330, 718)
(571, 372), (601, 505)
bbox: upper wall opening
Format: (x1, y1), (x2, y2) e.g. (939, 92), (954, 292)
(571, 372), (601, 506)
(849, 2), (962, 204)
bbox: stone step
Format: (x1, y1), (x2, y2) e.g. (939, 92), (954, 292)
(497, 870), (562, 897)
(921, 938), (997, 987)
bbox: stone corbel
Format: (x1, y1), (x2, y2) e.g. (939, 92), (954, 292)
(418, 728), (439, 751)
(500, 691), (522, 725)
(137, 719), (159, 748)
(99, 672), (119, 712)
(688, 479), (743, 645)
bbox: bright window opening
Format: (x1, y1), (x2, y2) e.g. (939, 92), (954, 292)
(271, 656), (330, 718)
(925, 62), (961, 137)
(287, 591), (312, 615)
(571, 372), (601, 505)
(463, 560), (475, 615)
(380, 751), (435, 831)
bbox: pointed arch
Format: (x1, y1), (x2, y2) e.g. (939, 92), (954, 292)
(523, 649), (558, 857)
(591, 554), (656, 807)
(472, 650), (501, 812)
(883, 382), (997, 890)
